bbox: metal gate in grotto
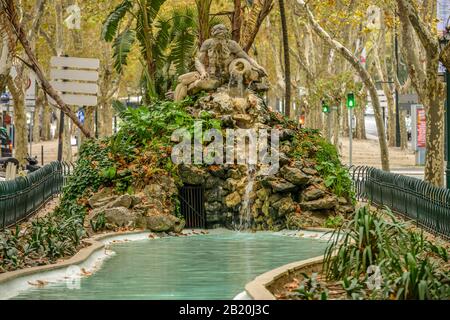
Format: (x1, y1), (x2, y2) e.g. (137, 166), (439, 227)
(179, 185), (206, 229)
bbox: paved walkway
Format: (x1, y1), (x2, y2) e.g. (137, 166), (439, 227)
(27, 140), (78, 165)
(339, 137), (418, 169)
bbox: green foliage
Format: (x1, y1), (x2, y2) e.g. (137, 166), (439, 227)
(59, 139), (114, 210)
(112, 28), (136, 74)
(295, 273), (329, 300)
(290, 130), (339, 165)
(324, 215), (344, 228)
(323, 206), (450, 300)
(101, 0), (133, 42)
(90, 213), (106, 233)
(111, 98), (220, 153)
(316, 161), (354, 199)
(104, 97), (222, 191)
(0, 203), (87, 272)
(102, 0), (200, 100)
(289, 130), (353, 199)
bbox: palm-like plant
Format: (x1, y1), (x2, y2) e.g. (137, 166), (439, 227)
(102, 0), (197, 100)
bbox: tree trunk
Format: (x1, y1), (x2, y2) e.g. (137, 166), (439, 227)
(100, 102), (113, 137)
(278, 0), (291, 118)
(81, 106), (95, 144)
(373, 35), (396, 147)
(41, 96), (51, 140)
(297, 0), (390, 171)
(400, 109), (408, 150)
(195, 0), (213, 46)
(333, 103), (341, 147)
(355, 96), (367, 140)
(232, 0), (242, 42)
(424, 57), (445, 186)
(63, 114), (72, 161)
(33, 87), (44, 143)
(397, 0), (445, 186)
(7, 76), (27, 166)
(242, 0), (274, 53)
(0, 13), (13, 93)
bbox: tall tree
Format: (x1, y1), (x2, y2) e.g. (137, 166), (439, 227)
(278, 0), (291, 118)
(296, 0), (390, 171)
(195, 0), (213, 45)
(396, 0), (445, 186)
(231, 0), (242, 42)
(240, 0), (274, 52)
(0, 10), (14, 93)
(102, 0), (197, 100)
(2, 0), (46, 166)
(1, 0), (91, 139)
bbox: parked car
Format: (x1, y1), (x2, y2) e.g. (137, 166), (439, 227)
(0, 127), (12, 157)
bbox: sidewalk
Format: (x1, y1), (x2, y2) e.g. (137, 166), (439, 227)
(26, 140), (78, 165)
(339, 137), (418, 170)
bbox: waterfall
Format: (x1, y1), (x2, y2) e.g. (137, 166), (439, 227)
(235, 165), (256, 231)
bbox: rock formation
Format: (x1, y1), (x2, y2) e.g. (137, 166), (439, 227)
(83, 24), (354, 233)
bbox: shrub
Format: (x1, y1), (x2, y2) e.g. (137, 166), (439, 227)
(323, 206), (450, 300)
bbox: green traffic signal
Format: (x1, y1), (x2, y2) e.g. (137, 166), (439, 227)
(347, 93), (355, 109)
(322, 101), (330, 113)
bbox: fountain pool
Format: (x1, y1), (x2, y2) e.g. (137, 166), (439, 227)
(11, 230), (328, 300)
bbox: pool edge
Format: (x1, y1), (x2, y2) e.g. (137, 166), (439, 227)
(0, 230), (148, 288)
(244, 255), (325, 300)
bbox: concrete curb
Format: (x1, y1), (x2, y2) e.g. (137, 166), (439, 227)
(302, 227), (334, 233)
(245, 255), (324, 300)
(0, 230), (147, 286)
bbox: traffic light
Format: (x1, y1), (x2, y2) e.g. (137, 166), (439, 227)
(322, 100), (330, 113)
(347, 93), (355, 109)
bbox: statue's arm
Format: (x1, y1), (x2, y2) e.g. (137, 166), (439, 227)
(195, 52), (208, 78)
(229, 41), (267, 76)
(195, 40), (212, 79)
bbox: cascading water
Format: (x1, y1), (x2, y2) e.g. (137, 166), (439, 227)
(228, 58), (258, 230)
(235, 165), (256, 231)
(228, 72), (245, 98)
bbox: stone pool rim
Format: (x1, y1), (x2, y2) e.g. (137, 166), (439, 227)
(244, 228), (336, 301)
(0, 227), (333, 299)
(0, 230), (149, 287)
(244, 255), (325, 300)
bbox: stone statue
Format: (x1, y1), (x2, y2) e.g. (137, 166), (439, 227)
(174, 24), (268, 102)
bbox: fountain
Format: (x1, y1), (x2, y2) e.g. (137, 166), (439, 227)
(237, 165), (256, 230)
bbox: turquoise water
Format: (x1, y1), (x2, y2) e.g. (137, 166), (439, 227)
(12, 231), (327, 300)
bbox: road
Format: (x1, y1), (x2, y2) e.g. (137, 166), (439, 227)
(364, 114), (379, 140)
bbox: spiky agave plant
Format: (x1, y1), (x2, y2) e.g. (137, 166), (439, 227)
(323, 206), (405, 281)
(323, 205), (450, 300)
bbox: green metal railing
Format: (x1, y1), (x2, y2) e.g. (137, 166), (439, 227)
(0, 161), (74, 230)
(351, 166), (450, 240)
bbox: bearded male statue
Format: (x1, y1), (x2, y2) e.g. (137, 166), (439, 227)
(173, 24), (268, 102)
